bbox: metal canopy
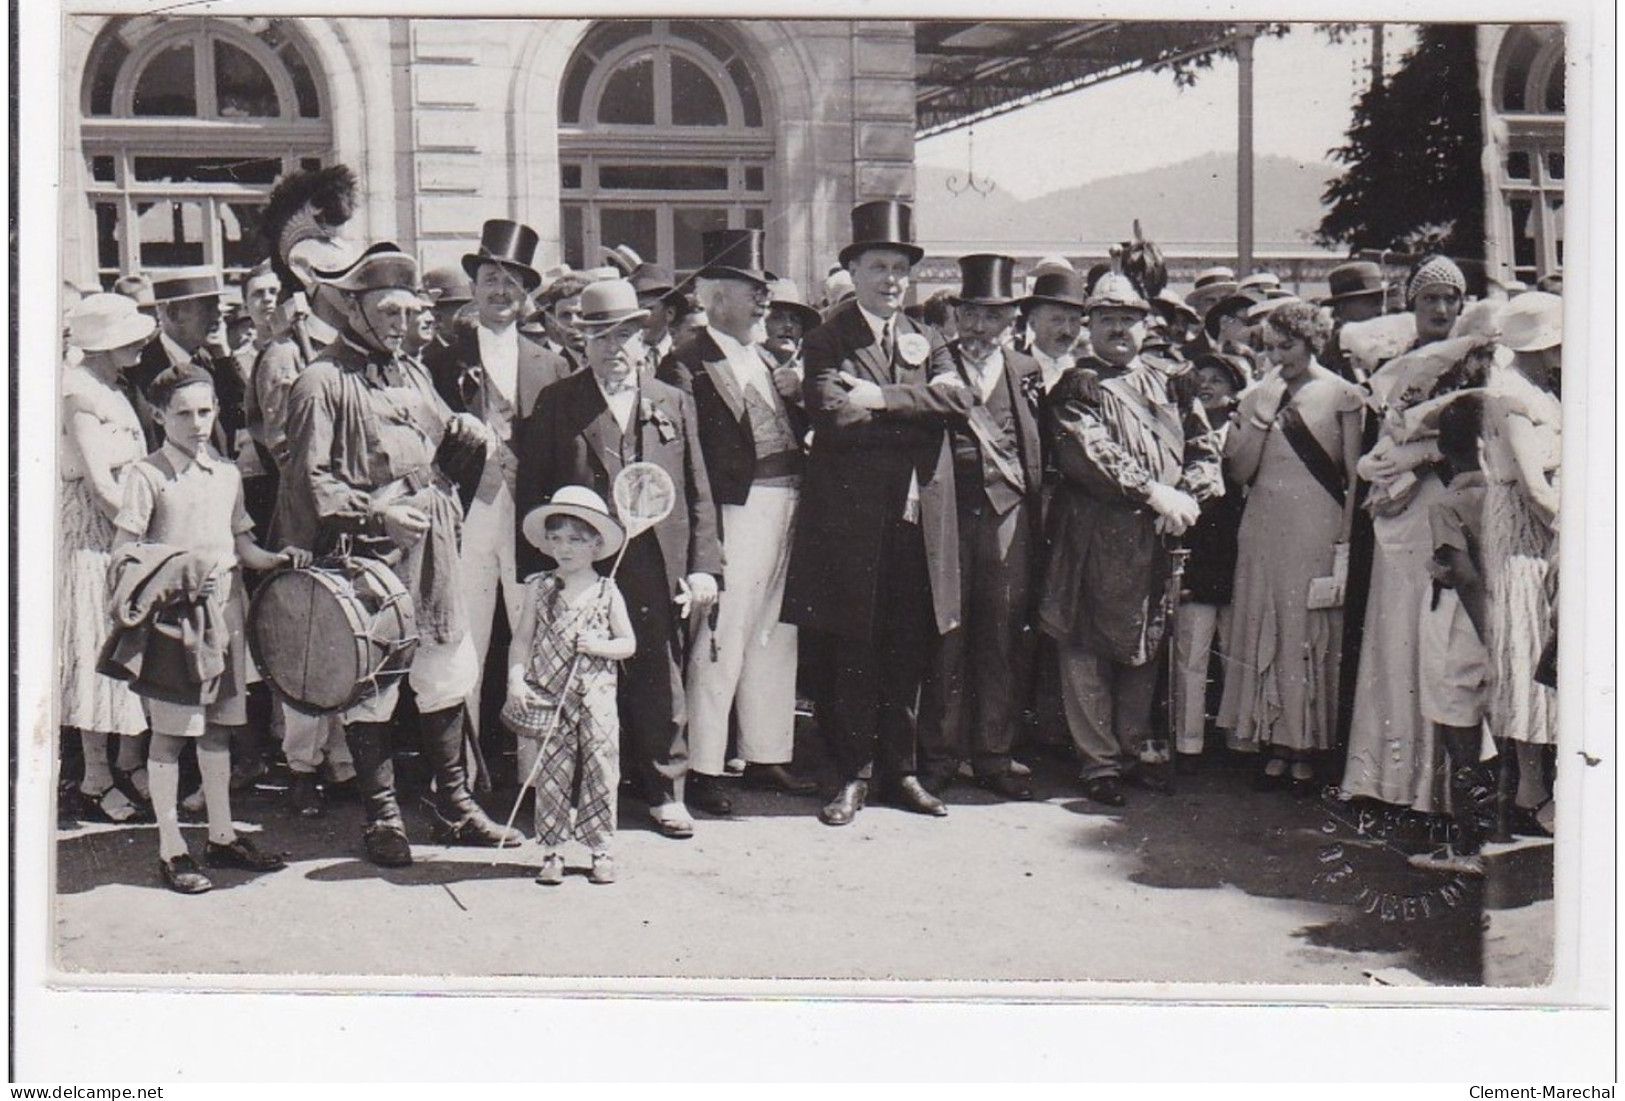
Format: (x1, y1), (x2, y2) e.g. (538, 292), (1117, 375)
(915, 21), (1242, 138)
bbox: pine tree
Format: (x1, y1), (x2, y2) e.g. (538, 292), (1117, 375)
(1316, 25), (1485, 258)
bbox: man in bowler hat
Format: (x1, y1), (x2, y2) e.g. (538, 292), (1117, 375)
(916, 254), (1045, 801)
(783, 200), (975, 826)
(425, 219), (573, 746)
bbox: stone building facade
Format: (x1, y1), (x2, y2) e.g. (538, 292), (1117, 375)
(62, 15), (918, 296)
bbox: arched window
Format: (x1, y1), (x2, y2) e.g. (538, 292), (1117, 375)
(558, 20), (772, 274)
(80, 17), (331, 288)
(1492, 26), (1565, 284)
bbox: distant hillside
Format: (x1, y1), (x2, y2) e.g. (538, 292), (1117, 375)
(916, 152), (1341, 252)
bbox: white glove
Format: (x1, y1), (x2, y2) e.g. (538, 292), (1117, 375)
(1145, 482), (1199, 536)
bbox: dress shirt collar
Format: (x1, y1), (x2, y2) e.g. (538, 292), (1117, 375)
(960, 346), (1006, 402)
(160, 438), (218, 474)
(1031, 345), (1074, 392)
(160, 331), (196, 369)
(856, 302), (896, 346)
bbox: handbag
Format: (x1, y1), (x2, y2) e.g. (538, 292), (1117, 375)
(501, 689), (559, 741)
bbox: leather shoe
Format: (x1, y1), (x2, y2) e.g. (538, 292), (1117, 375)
(819, 780), (868, 827)
(428, 805), (525, 848)
(204, 835), (287, 872)
(976, 771), (1035, 801)
(741, 763), (818, 795)
(1080, 776), (1126, 807)
(159, 853), (213, 895)
(362, 822), (414, 868)
(687, 773), (735, 816)
(887, 775), (948, 817)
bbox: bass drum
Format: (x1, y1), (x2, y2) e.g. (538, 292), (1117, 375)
(248, 556), (419, 714)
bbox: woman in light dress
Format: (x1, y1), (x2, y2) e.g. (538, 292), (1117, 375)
(59, 293), (155, 821)
(1220, 302), (1364, 795)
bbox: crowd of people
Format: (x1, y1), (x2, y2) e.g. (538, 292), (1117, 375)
(57, 164), (1563, 895)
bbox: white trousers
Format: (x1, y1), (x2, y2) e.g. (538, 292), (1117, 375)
(458, 481), (525, 735)
(279, 700), (353, 779)
(686, 484), (800, 777)
(1171, 602), (1231, 755)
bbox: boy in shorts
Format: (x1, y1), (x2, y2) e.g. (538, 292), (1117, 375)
(112, 363), (308, 893)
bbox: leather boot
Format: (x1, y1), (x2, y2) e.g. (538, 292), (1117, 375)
(420, 706), (523, 847)
(343, 722), (412, 868)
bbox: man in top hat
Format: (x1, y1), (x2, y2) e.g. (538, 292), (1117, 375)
(514, 278), (722, 839)
(783, 200), (975, 827)
(656, 229), (818, 812)
(1184, 265), (1239, 319)
(129, 268), (244, 457)
(916, 254), (1045, 801)
(425, 219), (573, 747)
(281, 242), (520, 866)
(1039, 273), (1223, 808)
(1318, 261), (1387, 382)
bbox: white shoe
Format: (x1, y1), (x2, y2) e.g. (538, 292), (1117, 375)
(649, 801), (694, 839)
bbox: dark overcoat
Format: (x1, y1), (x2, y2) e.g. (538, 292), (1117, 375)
(781, 300), (972, 644)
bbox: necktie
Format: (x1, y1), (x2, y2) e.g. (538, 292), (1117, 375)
(882, 318), (897, 363)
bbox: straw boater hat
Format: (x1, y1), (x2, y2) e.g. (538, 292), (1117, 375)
(1185, 266), (1239, 313)
(950, 254), (1019, 305)
(1321, 261), (1386, 305)
(461, 218), (543, 293)
(68, 292), (157, 352)
(521, 485), (625, 560)
(767, 279), (822, 330)
(839, 200), (925, 267)
(1498, 291), (1562, 352)
(573, 279), (649, 331)
(150, 267), (230, 306)
(1237, 272), (1282, 297)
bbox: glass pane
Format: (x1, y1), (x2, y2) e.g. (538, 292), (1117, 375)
(559, 54), (591, 125)
(1508, 197), (1537, 272)
(1546, 152), (1564, 181)
(670, 54), (727, 126)
(300, 157), (324, 172)
(88, 36), (129, 116)
(137, 199), (208, 268)
(1506, 151), (1531, 180)
(215, 39), (280, 118)
(671, 21), (735, 67)
(133, 41), (197, 116)
(600, 165), (727, 191)
(279, 43), (321, 118)
(727, 58), (763, 128)
(745, 166), (765, 191)
(561, 205), (585, 270)
(599, 208), (658, 266)
(219, 201), (268, 272)
(672, 207), (728, 270)
(90, 155), (117, 183)
(1499, 31), (1539, 112)
(584, 21), (653, 61)
(745, 208), (765, 231)
(561, 163), (583, 190)
(133, 155), (282, 184)
(598, 54), (655, 125)
(93, 201), (123, 273)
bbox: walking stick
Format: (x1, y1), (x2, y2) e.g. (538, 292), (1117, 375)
(492, 462), (678, 861)
(1159, 542), (1192, 790)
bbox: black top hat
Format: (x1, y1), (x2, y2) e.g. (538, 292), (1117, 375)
(461, 219), (542, 292)
(697, 229), (774, 286)
(839, 201), (924, 268)
(1020, 267), (1087, 311)
(1321, 261), (1385, 303)
(950, 254), (1018, 306)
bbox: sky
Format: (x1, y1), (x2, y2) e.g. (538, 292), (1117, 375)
(916, 23), (1419, 201)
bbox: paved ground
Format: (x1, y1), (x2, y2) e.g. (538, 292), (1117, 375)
(52, 735), (1550, 988)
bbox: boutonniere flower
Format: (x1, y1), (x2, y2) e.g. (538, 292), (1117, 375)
(641, 398), (679, 443)
(896, 332), (930, 366)
(1019, 372), (1044, 411)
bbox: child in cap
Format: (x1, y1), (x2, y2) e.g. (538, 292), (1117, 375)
(508, 486), (635, 886)
(109, 363), (311, 894)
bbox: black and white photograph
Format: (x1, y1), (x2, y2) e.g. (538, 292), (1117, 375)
(12, 0), (1614, 1084)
